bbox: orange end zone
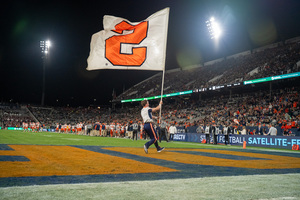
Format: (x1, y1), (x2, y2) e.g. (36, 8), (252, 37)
(104, 147), (300, 169)
(0, 145), (178, 178)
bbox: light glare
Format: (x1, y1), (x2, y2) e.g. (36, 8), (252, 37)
(206, 17), (222, 40)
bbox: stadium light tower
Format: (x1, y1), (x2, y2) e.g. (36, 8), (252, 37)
(40, 40), (51, 106)
(206, 17), (222, 40)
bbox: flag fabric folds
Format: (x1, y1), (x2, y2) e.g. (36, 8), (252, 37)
(87, 7), (169, 71)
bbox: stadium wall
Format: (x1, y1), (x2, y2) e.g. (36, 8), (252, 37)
(173, 132), (300, 149)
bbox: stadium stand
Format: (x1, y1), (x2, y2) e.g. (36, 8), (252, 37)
(0, 103), (35, 128)
(1, 85), (298, 136)
(116, 39), (300, 101)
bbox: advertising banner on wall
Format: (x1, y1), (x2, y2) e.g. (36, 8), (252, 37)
(173, 133), (300, 149)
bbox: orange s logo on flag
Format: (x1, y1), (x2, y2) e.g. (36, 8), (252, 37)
(87, 8), (169, 71)
(105, 21), (148, 66)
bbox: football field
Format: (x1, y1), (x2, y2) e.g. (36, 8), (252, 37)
(0, 130), (300, 199)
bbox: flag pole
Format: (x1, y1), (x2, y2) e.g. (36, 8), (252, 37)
(159, 69), (165, 124)
(159, 7), (169, 125)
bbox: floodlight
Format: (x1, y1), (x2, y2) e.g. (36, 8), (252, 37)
(40, 40), (51, 54)
(206, 17), (222, 40)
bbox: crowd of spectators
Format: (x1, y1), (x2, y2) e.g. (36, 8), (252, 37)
(162, 87), (300, 135)
(1, 85), (299, 137)
(0, 103), (34, 128)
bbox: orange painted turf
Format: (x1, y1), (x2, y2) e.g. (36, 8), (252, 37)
(0, 145), (177, 178)
(105, 147), (300, 169)
(1, 145), (300, 178)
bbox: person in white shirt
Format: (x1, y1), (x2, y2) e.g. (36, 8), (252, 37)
(204, 123), (210, 144)
(241, 126), (247, 135)
(168, 123), (177, 141)
(267, 124), (277, 136)
(141, 100), (164, 154)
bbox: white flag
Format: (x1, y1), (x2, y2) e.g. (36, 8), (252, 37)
(87, 7), (169, 71)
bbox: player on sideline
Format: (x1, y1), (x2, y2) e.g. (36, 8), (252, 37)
(141, 100), (164, 154)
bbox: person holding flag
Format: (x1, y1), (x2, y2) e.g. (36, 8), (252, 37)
(86, 8), (169, 152)
(141, 100), (164, 154)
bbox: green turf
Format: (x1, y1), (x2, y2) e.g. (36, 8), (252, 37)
(0, 129), (297, 153)
(0, 130), (216, 148)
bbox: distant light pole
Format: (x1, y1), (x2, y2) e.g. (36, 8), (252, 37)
(40, 40), (50, 106)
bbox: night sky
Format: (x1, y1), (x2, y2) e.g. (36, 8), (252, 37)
(1, 0), (300, 106)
